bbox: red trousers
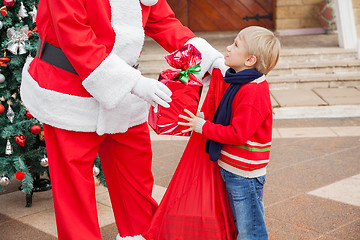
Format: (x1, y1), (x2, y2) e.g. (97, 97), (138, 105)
(43, 123), (158, 240)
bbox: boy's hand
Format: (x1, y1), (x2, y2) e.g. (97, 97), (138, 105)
(178, 109), (200, 133)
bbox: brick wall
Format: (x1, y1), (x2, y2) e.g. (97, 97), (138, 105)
(275, 0), (360, 35)
(353, 0), (360, 37)
(275, 0), (324, 30)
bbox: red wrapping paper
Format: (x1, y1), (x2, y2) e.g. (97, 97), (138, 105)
(148, 44), (203, 136)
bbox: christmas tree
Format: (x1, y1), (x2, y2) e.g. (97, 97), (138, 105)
(0, 0), (106, 207)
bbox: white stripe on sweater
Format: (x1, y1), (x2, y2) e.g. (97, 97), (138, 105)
(251, 75), (266, 84)
(220, 150), (270, 164)
(244, 140), (272, 147)
(219, 161), (267, 178)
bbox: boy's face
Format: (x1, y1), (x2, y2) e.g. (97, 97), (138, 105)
(225, 35), (253, 73)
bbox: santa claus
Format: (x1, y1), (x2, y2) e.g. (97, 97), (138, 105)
(20, 0), (226, 239)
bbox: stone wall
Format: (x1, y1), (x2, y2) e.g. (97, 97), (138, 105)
(275, 0), (323, 30)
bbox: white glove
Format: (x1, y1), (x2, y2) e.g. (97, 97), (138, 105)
(210, 57), (229, 76)
(132, 76), (172, 109)
(185, 37), (225, 81)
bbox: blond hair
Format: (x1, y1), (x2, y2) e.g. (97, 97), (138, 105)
(238, 26), (281, 75)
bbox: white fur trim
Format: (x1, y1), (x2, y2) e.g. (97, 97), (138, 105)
(116, 233), (145, 240)
(109, 0), (144, 64)
(21, 58), (98, 132)
(185, 37), (225, 81)
(96, 94), (147, 135)
(82, 0), (145, 110)
(140, 0), (158, 6)
(20, 57), (148, 135)
(82, 53), (141, 110)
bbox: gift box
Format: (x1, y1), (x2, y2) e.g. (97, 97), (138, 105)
(148, 44), (203, 136)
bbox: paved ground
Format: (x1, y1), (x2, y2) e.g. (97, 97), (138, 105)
(1, 119), (360, 240)
(1, 33), (360, 239)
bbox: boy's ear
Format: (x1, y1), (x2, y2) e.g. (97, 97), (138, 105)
(245, 55), (257, 67)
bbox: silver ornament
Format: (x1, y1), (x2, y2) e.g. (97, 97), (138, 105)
(0, 176), (10, 186)
(0, 21), (3, 30)
(18, 2), (28, 18)
(6, 26), (29, 55)
(7, 105), (14, 123)
(5, 138), (13, 155)
(29, 6), (37, 23)
(18, 42), (27, 55)
(40, 156), (49, 167)
(93, 166), (100, 176)
(0, 73), (5, 84)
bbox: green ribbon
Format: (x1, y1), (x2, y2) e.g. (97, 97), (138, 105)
(179, 64), (201, 83)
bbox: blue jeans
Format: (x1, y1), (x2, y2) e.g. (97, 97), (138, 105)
(220, 168), (268, 240)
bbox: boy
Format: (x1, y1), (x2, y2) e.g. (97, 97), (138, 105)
(179, 26), (281, 239)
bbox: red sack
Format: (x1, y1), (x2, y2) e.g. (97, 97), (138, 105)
(148, 44), (203, 136)
(143, 69), (236, 240)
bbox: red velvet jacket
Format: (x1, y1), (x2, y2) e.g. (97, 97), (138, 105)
(20, 0), (224, 135)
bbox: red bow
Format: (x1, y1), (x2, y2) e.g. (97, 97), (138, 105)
(27, 27), (38, 38)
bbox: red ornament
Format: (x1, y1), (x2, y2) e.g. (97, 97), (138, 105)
(30, 125), (41, 135)
(3, 0), (15, 8)
(0, 104), (4, 114)
(26, 110), (33, 119)
(16, 171), (25, 180)
(0, 6), (6, 16)
(15, 135), (26, 147)
(0, 53), (11, 67)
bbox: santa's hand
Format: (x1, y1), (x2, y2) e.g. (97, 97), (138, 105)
(132, 76), (172, 108)
(211, 57), (229, 76)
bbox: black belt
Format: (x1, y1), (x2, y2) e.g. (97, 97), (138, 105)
(37, 38), (78, 75)
(36, 38), (139, 75)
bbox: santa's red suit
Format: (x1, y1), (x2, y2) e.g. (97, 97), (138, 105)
(20, 0), (226, 239)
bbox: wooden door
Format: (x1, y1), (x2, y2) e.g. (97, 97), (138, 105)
(167, 0), (274, 32)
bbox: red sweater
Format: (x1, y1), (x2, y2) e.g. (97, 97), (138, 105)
(202, 75), (272, 178)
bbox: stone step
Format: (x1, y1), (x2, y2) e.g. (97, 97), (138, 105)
(139, 48), (357, 64)
(139, 57), (360, 80)
(139, 49), (359, 77)
(142, 73), (360, 90)
(139, 64), (360, 90)
(138, 35), (360, 90)
(268, 73), (360, 90)
(139, 57), (360, 76)
(278, 48), (357, 63)
(270, 59), (360, 76)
